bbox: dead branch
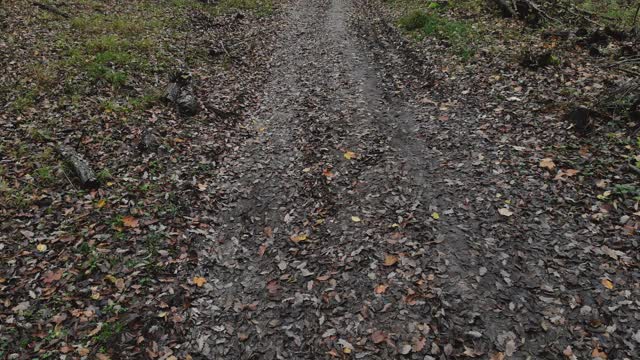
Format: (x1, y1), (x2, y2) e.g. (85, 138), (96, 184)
(32, 2), (69, 19)
(56, 146), (98, 188)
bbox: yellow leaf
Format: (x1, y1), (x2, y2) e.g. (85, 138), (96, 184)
(91, 292), (101, 300)
(343, 151), (356, 160)
(193, 276), (207, 287)
(96, 199), (107, 208)
(383, 254), (398, 266)
(343, 347), (352, 354)
(539, 158), (556, 170)
(104, 275), (117, 284)
(601, 278), (613, 289)
(158, 311), (168, 318)
(431, 212), (440, 220)
(36, 244), (47, 252)
(351, 216), (361, 222)
(290, 233), (308, 243)
(122, 216), (139, 228)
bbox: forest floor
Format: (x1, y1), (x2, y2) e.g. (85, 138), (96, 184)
(1, 0), (639, 359)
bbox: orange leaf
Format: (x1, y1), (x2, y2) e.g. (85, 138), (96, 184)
(383, 254), (398, 266)
(592, 347), (607, 359)
(193, 276), (207, 287)
(374, 284), (388, 294)
(601, 278), (613, 289)
(122, 216), (139, 228)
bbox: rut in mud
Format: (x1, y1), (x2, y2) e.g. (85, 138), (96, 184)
(186, 0), (640, 358)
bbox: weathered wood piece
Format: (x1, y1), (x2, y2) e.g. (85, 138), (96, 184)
(57, 146), (98, 188)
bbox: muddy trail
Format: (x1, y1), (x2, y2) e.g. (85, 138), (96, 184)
(185, 0), (640, 359)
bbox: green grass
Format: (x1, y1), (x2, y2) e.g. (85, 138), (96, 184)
(578, 0), (638, 27)
(399, 10), (475, 59)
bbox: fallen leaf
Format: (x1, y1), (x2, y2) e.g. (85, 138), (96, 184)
(122, 216), (139, 228)
(371, 330), (387, 344)
(592, 347), (607, 359)
(290, 233), (308, 243)
(351, 216), (361, 222)
(266, 280), (280, 297)
(601, 278), (613, 289)
(77, 347), (90, 356)
(539, 158), (555, 170)
(43, 269), (63, 284)
(383, 254), (398, 266)
(413, 337), (427, 352)
(343, 151), (356, 160)
(96, 199), (107, 208)
(193, 276), (207, 287)
(36, 244), (47, 252)
(498, 208), (513, 217)
(374, 284), (388, 294)
(431, 212), (440, 220)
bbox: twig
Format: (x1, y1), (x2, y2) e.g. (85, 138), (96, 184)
(62, 169), (78, 191)
(219, 40), (231, 58)
(32, 1), (69, 18)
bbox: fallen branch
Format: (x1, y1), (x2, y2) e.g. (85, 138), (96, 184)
(32, 1), (69, 19)
(56, 146), (99, 188)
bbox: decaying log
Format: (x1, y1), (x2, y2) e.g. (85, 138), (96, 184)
(57, 146), (98, 188)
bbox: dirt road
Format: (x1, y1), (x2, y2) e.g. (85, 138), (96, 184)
(186, 0), (639, 358)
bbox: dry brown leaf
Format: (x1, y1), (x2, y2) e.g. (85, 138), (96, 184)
(122, 216), (139, 228)
(371, 330), (387, 344)
(43, 268), (63, 284)
(539, 158), (555, 170)
(592, 347), (607, 359)
(383, 254), (398, 266)
(413, 337), (427, 352)
(374, 284), (388, 294)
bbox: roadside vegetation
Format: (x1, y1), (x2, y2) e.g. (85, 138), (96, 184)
(0, 0), (275, 358)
